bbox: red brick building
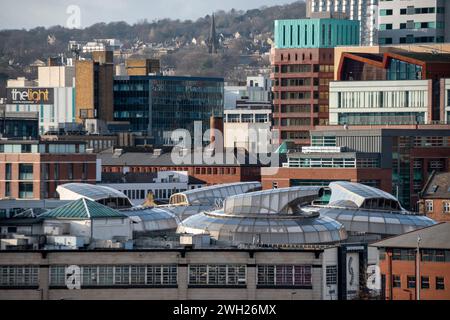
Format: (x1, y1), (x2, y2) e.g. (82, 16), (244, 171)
(373, 223), (450, 300)
(271, 47), (334, 146)
(99, 148), (261, 186)
(419, 172), (450, 223)
(0, 140), (97, 200)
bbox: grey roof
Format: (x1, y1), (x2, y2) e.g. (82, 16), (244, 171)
(57, 183), (130, 202)
(371, 223), (450, 250)
(421, 172), (450, 199)
(121, 207), (180, 232)
(98, 148), (263, 167)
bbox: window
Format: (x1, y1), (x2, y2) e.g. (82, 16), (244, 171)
(189, 265), (246, 287)
(5, 163), (12, 180)
(393, 275), (401, 288)
(326, 266), (337, 286)
(443, 202), (450, 214)
(19, 164), (34, 181)
(421, 276), (430, 289)
(49, 265), (177, 287)
(436, 277), (445, 290)
(0, 266), (39, 287)
(425, 200), (433, 213)
(257, 265), (312, 287)
(407, 276), (416, 289)
(19, 183), (34, 199)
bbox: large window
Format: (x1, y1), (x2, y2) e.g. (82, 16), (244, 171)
(19, 183), (34, 199)
(49, 265), (177, 287)
(257, 265), (312, 288)
(0, 266), (39, 287)
(19, 164), (34, 181)
(189, 265), (246, 287)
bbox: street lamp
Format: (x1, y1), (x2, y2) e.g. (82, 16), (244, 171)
(416, 236), (422, 301)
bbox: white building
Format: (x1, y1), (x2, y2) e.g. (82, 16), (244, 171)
(224, 75), (272, 110)
(307, 0), (379, 46)
(100, 171), (204, 206)
(378, 0), (450, 44)
(329, 80), (432, 125)
(6, 66), (76, 134)
(224, 109), (273, 153)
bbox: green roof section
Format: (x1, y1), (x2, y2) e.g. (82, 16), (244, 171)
(274, 18), (360, 49)
(42, 198), (127, 220)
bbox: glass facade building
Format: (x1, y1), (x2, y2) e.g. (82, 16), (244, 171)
(114, 76), (224, 144)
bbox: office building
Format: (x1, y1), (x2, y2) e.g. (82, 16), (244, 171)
(271, 18), (360, 146)
(373, 222), (450, 300)
(333, 51), (450, 124)
(224, 75), (272, 110)
(307, 0), (379, 46)
(0, 140), (97, 200)
(113, 75), (224, 144)
(262, 127), (450, 210)
(378, 0), (450, 44)
(75, 51), (114, 123)
(0, 111), (39, 140)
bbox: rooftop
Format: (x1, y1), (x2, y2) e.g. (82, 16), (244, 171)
(371, 223), (450, 250)
(41, 198), (127, 220)
(421, 172), (450, 199)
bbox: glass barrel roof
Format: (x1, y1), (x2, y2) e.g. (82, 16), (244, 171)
(121, 207), (180, 232)
(57, 183), (130, 202)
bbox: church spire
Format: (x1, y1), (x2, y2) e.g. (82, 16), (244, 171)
(208, 13), (218, 54)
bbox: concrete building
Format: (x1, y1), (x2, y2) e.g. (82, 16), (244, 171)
(442, 78), (450, 124)
(224, 109), (272, 153)
(0, 140), (97, 200)
(373, 222), (450, 300)
(271, 18), (359, 146)
(419, 172), (450, 222)
(378, 0), (450, 44)
(307, 0), (379, 46)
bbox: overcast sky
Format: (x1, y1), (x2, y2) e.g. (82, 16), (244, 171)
(0, 0), (295, 30)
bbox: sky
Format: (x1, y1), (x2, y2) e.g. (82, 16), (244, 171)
(0, 0), (295, 30)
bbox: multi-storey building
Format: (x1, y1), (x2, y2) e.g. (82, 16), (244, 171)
(378, 0), (450, 44)
(113, 75), (224, 145)
(333, 51), (450, 124)
(125, 59), (160, 76)
(262, 127), (450, 210)
(75, 51), (114, 123)
(271, 18), (359, 146)
(0, 140), (97, 200)
(442, 78), (450, 124)
(307, 0), (379, 46)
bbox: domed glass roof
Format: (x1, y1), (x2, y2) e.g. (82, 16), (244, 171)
(177, 187), (348, 246)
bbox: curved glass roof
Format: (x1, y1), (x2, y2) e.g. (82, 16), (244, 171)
(328, 181), (402, 211)
(224, 187), (323, 215)
(121, 207), (180, 232)
(57, 183), (130, 202)
(315, 206), (436, 236)
(177, 187), (347, 246)
(169, 182), (261, 207)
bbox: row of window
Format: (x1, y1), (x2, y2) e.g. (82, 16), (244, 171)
(425, 200), (450, 214)
(120, 188), (187, 200)
(392, 275), (445, 291)
(380, 249), (450, 262)
(0, 265), (316, 288)
(284, 157), (380, 169)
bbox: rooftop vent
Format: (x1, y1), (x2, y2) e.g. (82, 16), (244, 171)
(113, 149), (123, 157)
(153, 149), (163, 157)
